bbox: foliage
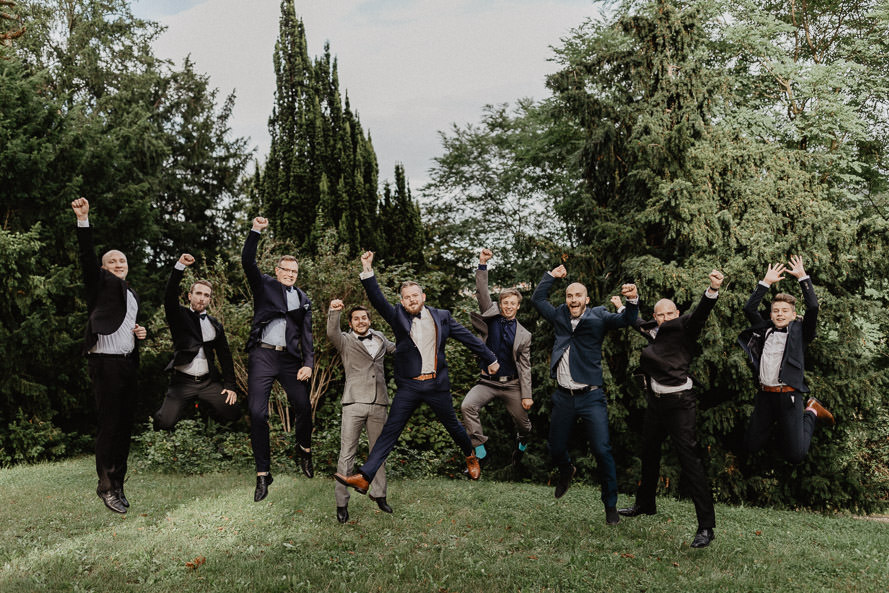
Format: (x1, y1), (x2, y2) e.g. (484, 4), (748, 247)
(0, 409), (90, 466)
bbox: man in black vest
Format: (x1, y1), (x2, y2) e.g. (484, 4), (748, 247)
(154, 253), (240, 430)
(738, 256), (834, 464)
(618, 270), (723, 548)
(242, 217), (315, 502)
(72, 197), (147, 514)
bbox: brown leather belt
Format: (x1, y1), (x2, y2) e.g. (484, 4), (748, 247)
(412, 372), (436, 381)
(761, 384), (796, 393)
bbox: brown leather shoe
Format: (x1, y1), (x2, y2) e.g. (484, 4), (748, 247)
(465, 454), (481, 480)
(334, 472), (370, 494)
(806, 398), (835, 426)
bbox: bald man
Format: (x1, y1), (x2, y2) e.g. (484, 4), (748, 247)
(72, 198), (147, 514)
(618, 270), (723, 549)
(531, 264), (638, 525)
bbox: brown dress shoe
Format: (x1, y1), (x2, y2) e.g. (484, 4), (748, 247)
(334, 472), (370, 494)
(806, 398), (835, 426)
(465, 454), (481, 480)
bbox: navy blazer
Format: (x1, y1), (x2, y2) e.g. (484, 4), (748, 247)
(738, 277), (818, 393)
(531, 272), (638, 387)
(241, 231), (314, 367)
(76, 225), (140, 355)
(163, 265), (237, 391)
(361, 274), (497, 390)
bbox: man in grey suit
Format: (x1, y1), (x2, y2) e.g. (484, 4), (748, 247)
(328, 300), (396, 524)
(461, 248), (533, 465)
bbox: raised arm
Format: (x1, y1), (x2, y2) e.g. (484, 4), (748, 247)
(326, 300), (347, 352)
(786, 255), (818, 343)
(743, 263), (783, 324)
(475, 248), (494, 313)
(604, 283), (639, 329)
(72, 198), (100, 296)
(241, 217), (267, 291)
(359, 251), (397, 326)
(686, 269), (723, 336)
(530, 265), (565, 323)
(165, 254), (193, 323)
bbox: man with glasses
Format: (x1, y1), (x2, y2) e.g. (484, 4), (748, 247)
(242, 217), (315, 502)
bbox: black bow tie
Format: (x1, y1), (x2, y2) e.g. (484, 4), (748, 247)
(410, 312), (422, 320)
(770, 327), (787, 333)
(357, 334), (373, 341)
(286, 286), (294, 293)
(199, 313), (208, 320)
(499, 317), (515, 325)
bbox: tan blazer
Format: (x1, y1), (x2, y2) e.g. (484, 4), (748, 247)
(470, 267), (533, 400)
(327, 308), (395, 405)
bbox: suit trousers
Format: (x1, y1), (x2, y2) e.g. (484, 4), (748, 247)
(744, 390), (816, 464)
(335, 402), (388, 507)
(548, 387), (618, 508)
(461, 378), (531, 447)
(88, 355), (137, 493)
(247, 347), (311, 473)
(635, 390), (715, 529)
(360, 379), (473, 480)
(154, 374), (241, 430)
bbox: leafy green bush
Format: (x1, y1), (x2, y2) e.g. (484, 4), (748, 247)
(0, 410), (90, 466)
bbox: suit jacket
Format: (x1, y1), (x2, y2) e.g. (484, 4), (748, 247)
(635, 290), (717, 387)
(531, 272), (638, 387)
(76, 224), (140, 355)
(163, 265), (237, 391)
(361, 273), (497, 390)
(327, 309), (395, 405)
(737, 277), (818, 393)
(241, 231), (314, 367)
(470, 266), (532, 399)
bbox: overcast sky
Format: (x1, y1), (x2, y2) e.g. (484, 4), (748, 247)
(132, 0), (599, 189)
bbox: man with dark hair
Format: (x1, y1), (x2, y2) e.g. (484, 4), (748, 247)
(328, 300), (395, 523)
(71, 197), (147, 514)
(242, 217), (314, 502)
(618, 270), (724, 548)
(154, 253), (239, 431)
(335, 251), (500, 494)
(461, 248), (533, 465)
(739, 256), (834, 464)
(531, 263), (638, 525)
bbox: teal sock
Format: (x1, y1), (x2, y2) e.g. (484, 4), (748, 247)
(475, 445), (487, 459)
(518, 442), (527, 452)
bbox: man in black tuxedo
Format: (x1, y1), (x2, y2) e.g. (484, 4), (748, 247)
(335, 251), (500, 494)
(618, 270), (723, 548)
(242, 217), (315, 502)
(154, 253), (239, 430)
(531, 263), (638, 525)
(738, 256), (834, 464)
(72, 197), (147, 514)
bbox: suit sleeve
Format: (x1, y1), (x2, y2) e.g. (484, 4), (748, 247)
(241, 230), (263, 293)
(361, 274), (397, 327)
(214, 325), (238, 391)
(326, 308), (346, 352)
(475, 267), (494, 313)
(530, 272), (559, 323)
(685, 290), (718, 338)
(799, 277), (819, 344)
(604, 300), (639, 330)
(517, 336), (532, 400)
(384, 335), (396, 354)
(301, 297), (314, 369)
(447, 313), (497, 366)
(76, 225), (100, 308)
(743, 282), (769, 325)
(164, 265), (184, 328)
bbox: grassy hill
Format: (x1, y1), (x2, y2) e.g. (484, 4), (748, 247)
(1, 457), (886, 592)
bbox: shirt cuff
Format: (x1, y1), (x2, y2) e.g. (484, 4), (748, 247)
(478, 264), (487, 270)
(174, 261), (186, 271)
(626, 297), (639, 305)
(759, 280), (771, 288)
(797, 275), (810, 282)
(359, 271), (374, 280)
(704, 288), (718, 298)
(77, 219), (89, 227)
(251, 229), (261, 235)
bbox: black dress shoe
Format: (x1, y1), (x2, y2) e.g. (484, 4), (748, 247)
(97, 490), (127, 514)
(606, 506), (620, 525)
(691, 528), (715, 548)
(554, 464), (576, 499)
(512, 435), (527, 465)
(336, 506), (349, 524)
(617, 504), (656, 517)
(297, 449), (314, 478)
(369, 495), (393, 514)
(254, 473), (273, 502)
(115, 487), (130, 508)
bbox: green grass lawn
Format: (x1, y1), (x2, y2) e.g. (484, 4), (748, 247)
(1, 456), (886, 592)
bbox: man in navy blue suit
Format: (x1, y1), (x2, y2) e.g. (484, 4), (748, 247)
(738, 255), (834, 464)
(242, 216), (315, 502)
(531, 263), (638, 525)
(335, 251), (500, 494)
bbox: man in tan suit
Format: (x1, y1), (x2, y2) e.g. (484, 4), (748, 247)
(328, 300), (395, 523)
(461, 248), (533, 465)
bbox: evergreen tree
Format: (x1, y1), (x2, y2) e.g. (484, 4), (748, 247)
(379, 163), (425, 269)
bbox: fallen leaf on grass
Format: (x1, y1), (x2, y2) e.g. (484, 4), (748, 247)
(672, 562), (680, 568)
(621, 553), (635, 559)
(185, 556), (206, 570)
(755, 530), (762, 536)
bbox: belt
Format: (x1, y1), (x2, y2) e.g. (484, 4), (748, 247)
(650, 388), (694, 398)
(88, 352), (134, 359)
(412, 372), (437, 381)
(761, 384), (796, 393)
(174, 370), (210, 382)
(558, 385), (597, 396)
(260, 343), (286, 351)
(480, 373), (516, 383)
